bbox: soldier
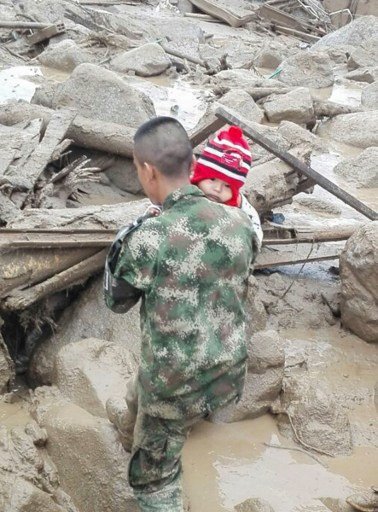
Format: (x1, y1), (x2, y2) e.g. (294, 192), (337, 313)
(104, 116), (255, 511)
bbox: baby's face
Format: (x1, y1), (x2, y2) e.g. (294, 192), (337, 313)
(198, 178), (232, 204)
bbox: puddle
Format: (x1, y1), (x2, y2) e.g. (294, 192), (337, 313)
(0, 65), (42, 104)
(128, 76), (209, 131)
(311, 82), (363, 107)
(0, 400), (31, 428)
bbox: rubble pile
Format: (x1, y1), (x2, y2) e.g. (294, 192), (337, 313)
(0, 0), (377, 511)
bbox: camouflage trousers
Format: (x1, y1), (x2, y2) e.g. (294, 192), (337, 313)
(125, 377), (202, 512)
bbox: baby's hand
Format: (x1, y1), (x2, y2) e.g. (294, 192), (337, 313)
(144, 204), (162, 217)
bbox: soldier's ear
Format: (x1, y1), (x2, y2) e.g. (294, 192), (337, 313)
(144, 162), (157, 183)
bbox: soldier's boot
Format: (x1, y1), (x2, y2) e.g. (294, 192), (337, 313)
(346, 486), (378, 512)
(106, 397), (136, 453)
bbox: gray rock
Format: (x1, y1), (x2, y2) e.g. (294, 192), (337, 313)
(52, 63), (155, 127)
(333, 147), (378, 188)
(32, 81), (59, 109)
(347, 46), (378, 71)
(362, 81), (378, 110)
(279, 52), (334, 88)
(110, 43), (171, 77)
(53, 338), (136, 418)
(245, 275), (268, 336)
(254, 49), (282, 69)
(103, 157), (143, 195)
(277, 370), (353, 455)
(312, 15), (378, 50)
(263, 87), (315, 124)
(247, 330), (285, 373)
(33, 386), (138, 512)
(277, 121), (328, 152)
(316, 111), (378, 148)
(38, 39), (93, 72)
(213, 69), (285, 93)
(219, 89), (264, 124)
(235, 498), (275, 512)
(294, 196), (342, 215)
(29, 275), (141, 386)
(340, 222), (378, 343)
(345, 66), (378, 84)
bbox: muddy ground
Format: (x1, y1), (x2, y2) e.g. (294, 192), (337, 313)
(0, 1), (377, 511)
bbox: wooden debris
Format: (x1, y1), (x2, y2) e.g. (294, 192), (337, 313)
(188, 0), (255, 28)
(0, 22), (50, 29)
(160, 43), (207, 69)
(216, 105), (378, 221)
(273, 25), (320, 42)
(27, 23), (66, 45)
(255, 250), (340, 269)
(184, 13), (220, 23)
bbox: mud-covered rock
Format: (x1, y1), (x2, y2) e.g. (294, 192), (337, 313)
(263, 88), (314, 124)
(345, 66), (378, 84)
(278, 52), (334, 88)
(316, 111), (378, 148)
(340, 222), (378, 343)
(333, 147), (378, 188)
(53, 338), (136, 418)
(246, 276), (268, 336)
(52, 63), (155, 127)
(312, 16), (378, 50)
(247, 330), (285, 373)
(361, 81), (378, 110)
(276, 370), (353, 456)
(110, 43), (171, 77)
(219, 89), (264, 124)
(89, 153), (143, 195)
(254, 49), (282, 69)
(235, 497), (275, 511)
(32, 81), (59, 109)
(29, 276), (141, 386)
(32, 386), (138, 512)
(38, 39), (93, 72)
(347, 46), (378, 71)
(294, 196), (342, 215)
(212, 69), (285, 93)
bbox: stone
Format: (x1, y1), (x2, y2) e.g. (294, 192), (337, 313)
(0, 333), (14, 393)
(312, 16), (378, 50)
(278, 52), (334, 89)
(110, 43), (171, 77)
(263, 88), (315, 125)
(32, 81), (59, 109)
(316, 111), (378, 149)
(33, 386), (138, 512)
(53, 338), (136, 418)
(247, 330), (285, 373)
(245, 275), (268, 336)
(235, 497), (275, 512)
(212, 69), (285, 93)
(28, 275), (141, 386)
(333, 147), (378, 188)
(362, 81), (378, 110)
(52, 63), (155, 127)
(254, 49), (282, 69)
(277, 370), (353, 456)
(277, 121), (328, 153)
(347, 46), (378, 71)
(104, 156), (144, 195)
(38, 40), (93, 72)
(340, 222), (378, 343)
(219, 89), (264, 124)
(294, 196), (342, 215)
(345, 66), (378, 84)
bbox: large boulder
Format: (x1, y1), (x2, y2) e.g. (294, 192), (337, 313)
(333, 147), (378, 188)
(219, 89), (264, 124)
(28, 276), (141, 386)
(110, 43), (171, 77)
(32, 386), (138, 512)
(210, 330), (284, 422)
(274, 370), (353, 456)
(263, 88), (314, 124)
(53, 338), (136, 418)
(312, 16), (378, 50)
(316, 111), (378, 148)
(340, 222), (378, 343)
(52, 63), (155, 127)
(362, 81), (378, 110)
(278, 52), (334, 88)
(38, 39), (93, 72)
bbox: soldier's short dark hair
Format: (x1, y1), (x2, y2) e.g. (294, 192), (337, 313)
(133, 117), (193, 177)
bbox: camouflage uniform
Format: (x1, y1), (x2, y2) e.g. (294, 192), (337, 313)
(105, 185), (254, 511)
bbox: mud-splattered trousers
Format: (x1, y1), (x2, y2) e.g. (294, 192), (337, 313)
(104, 185), (254, 511)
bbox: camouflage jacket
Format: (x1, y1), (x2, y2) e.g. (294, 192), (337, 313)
(105, 185), (254, 420)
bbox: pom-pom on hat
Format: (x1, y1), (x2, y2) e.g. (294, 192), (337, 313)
(191, 125), (252, 206)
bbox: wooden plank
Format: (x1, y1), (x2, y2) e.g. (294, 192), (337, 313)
(189, 0), (255, 27)
(215, 106), (378, 221)
(255, 253), (339, 269)
(14, 110), (76, 192)
(257, 4), (319, 32)
(273, 24), (321, 42)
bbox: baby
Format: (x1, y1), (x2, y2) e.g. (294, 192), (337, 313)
(191, 125), (263, 249)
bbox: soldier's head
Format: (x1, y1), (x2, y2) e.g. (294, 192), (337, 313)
(133, 117), (194, 204)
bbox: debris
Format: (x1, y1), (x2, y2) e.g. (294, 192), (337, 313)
(216, 105), (378, 220)
(26, 22), (66, 45)
(188, 0), (255, 28)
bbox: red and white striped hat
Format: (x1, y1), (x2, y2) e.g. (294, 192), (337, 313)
(191, 126), (252, 206)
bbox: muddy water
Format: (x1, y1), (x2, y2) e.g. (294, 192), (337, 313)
(183, 326), (378, 511)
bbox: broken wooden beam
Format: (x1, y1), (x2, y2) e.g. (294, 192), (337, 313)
(189, 0), (255, 27)
(255, 252), (339, 269)
(27, 23), (66, 45)
(215, 106), (378, 221)
(272, 25), (321, 42)
(0, 21), (50, 29)
(2, 249), (107, 311)
(160, 43), (207, 68)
